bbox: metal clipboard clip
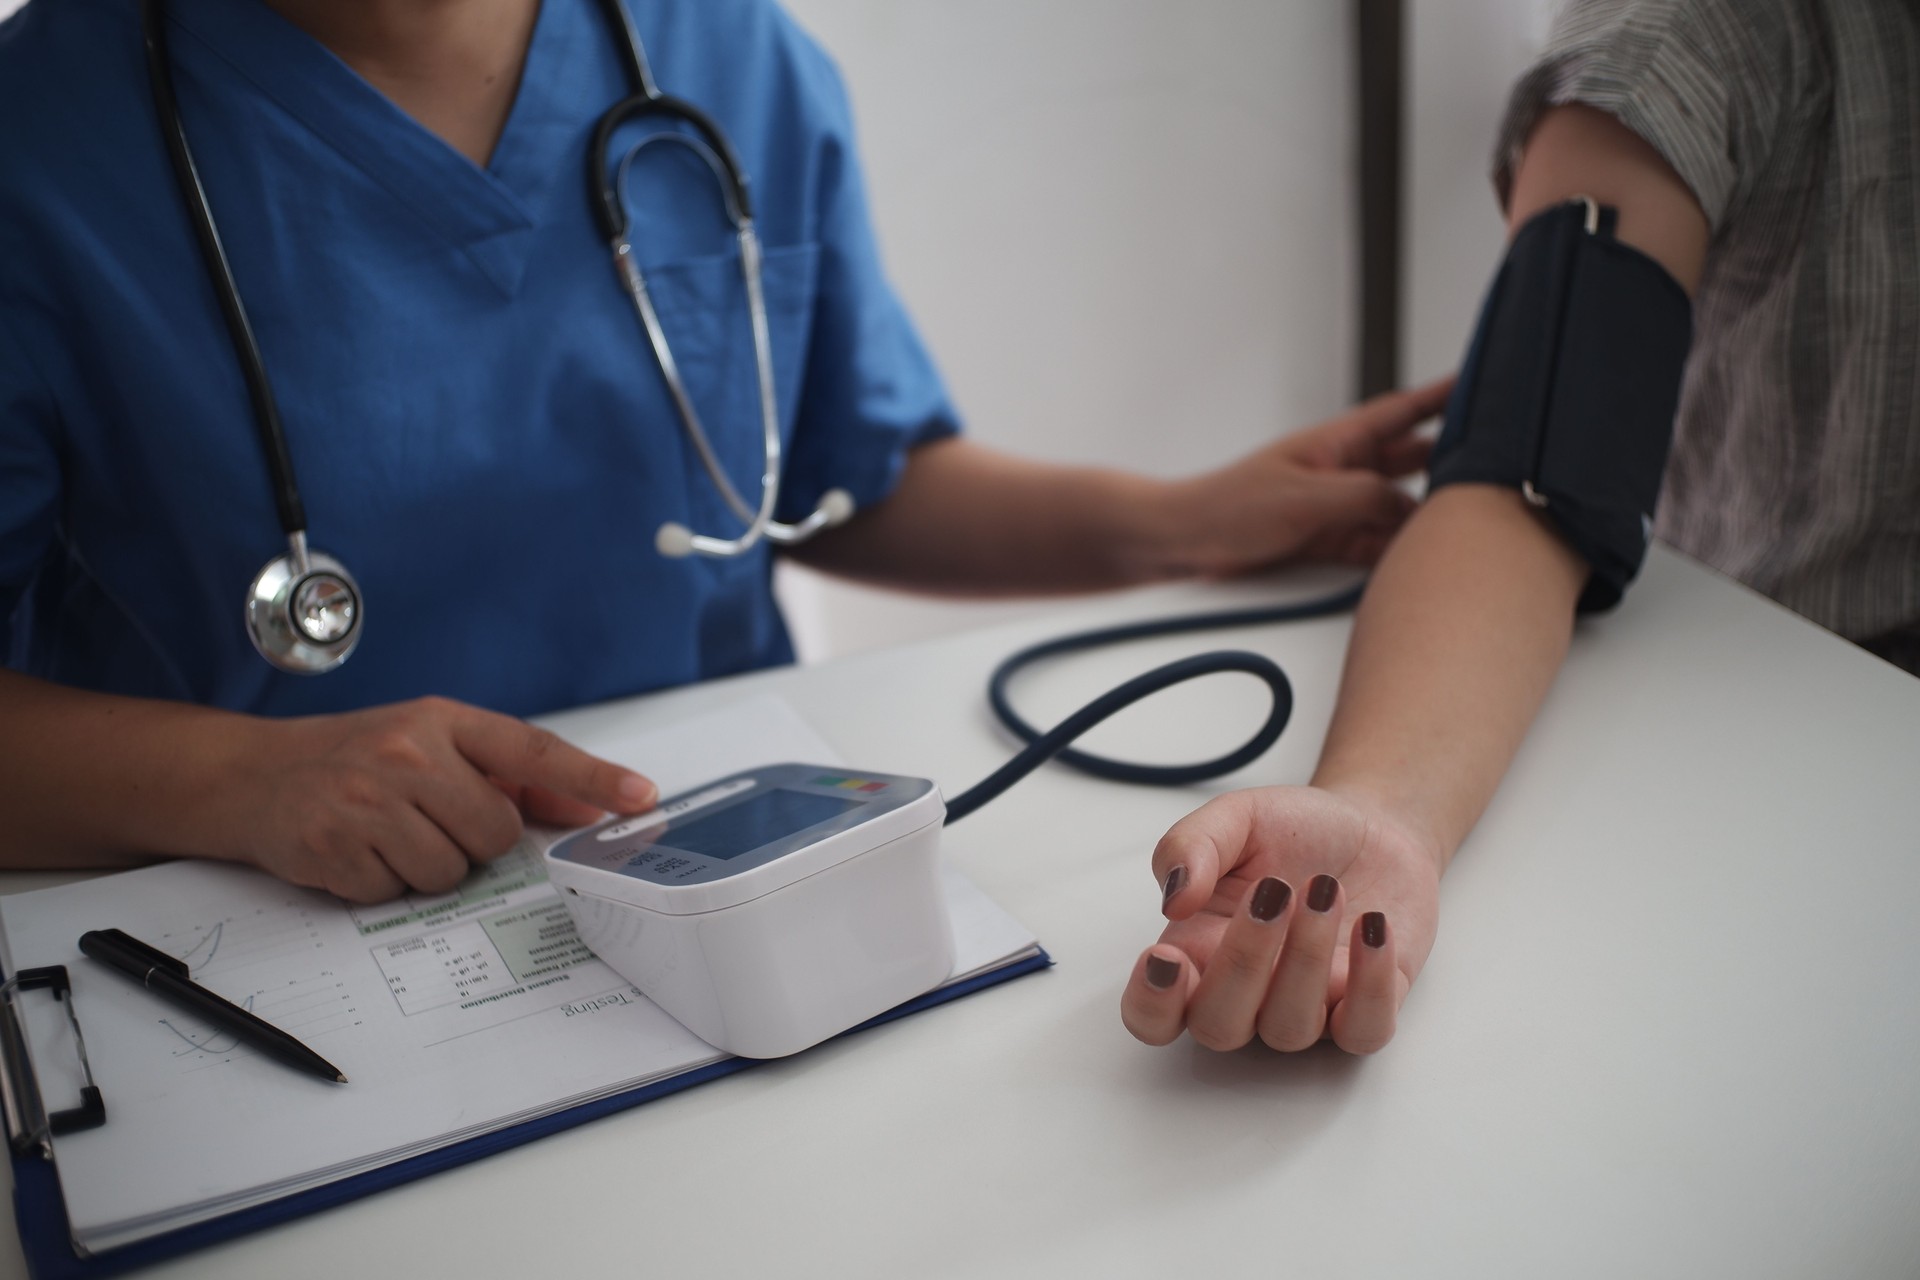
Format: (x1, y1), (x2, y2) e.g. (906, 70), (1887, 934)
(1, 967), (106, 1158)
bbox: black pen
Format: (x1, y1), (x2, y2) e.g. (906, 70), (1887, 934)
(78, 928), (348, 1084)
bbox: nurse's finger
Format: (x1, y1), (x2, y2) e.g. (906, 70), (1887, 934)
(317, 853), (409, 906)
(1184, 877), (1292, 1051)
(300, 821), (414, 904)
(1355, 377), (1453, 439)
(1255, 873), (1343, 1051)
(444, 702), (657, 815)
(1120, 945), (1199, 1047)
(1328, 912), (1402, 1055)
(1306, 378), (1452, 466)
(415, 770), (526, 863)
(485, 777), (601, 829)
(1375, 430), (1435, 478)
(373, 807), (474, 896)
(514, 783), (610, 829)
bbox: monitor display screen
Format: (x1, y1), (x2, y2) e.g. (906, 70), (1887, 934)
(663, 789), (862, 860)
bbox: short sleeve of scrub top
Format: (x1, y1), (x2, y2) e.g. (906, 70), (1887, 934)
(0, 0), (959, 719)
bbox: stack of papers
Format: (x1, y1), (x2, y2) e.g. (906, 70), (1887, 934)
(0, 698), (1041, 1258)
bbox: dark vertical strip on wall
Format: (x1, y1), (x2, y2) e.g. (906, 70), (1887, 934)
(1357, 0), (1404, 399)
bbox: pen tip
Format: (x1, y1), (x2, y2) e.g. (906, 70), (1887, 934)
(335, 1074), (349, 1084)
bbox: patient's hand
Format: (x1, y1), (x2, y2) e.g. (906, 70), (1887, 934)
(1119, 785), (1441, 1055)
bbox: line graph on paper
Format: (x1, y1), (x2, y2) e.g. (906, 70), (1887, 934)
(145, 902), (324, 980)
(158, 973), (360, 1075)
(137, 902), (367, 1076)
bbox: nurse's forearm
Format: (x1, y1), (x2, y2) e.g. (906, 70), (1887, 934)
(0, 673), (654, 897)
(1309, 487), (1586, 869)
(0, 671), (252, 868)
(787, 436), (1195, 595)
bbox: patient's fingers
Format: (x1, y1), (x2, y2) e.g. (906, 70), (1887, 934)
(1329, 912), (1403, 1054)
(1184, 877), (1293, 1051)
(1121, 945), (1198, 1046)
(1255, 873), (1343, 1051)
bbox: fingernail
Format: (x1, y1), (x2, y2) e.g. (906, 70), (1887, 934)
(1362, 912), (1387, 949)
(618, 774), (656, 806)
(1161, 865), (1187, 909)
(1307, 874), (1339, 913)
(1145, 955), (1181, 989)
(1249, 876), (1290, 922)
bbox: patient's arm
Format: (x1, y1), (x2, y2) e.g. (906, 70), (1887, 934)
(1120, 104), (1711, 1055)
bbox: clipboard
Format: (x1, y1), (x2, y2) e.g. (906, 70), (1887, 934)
(5, 949), (1050, 1280)
(0, 967), (106, 1160)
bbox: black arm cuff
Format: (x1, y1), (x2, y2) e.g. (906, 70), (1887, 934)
(1427, 199), (1693, 612)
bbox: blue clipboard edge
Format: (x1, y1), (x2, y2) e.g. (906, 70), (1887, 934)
(10, 949), (1052, 1280)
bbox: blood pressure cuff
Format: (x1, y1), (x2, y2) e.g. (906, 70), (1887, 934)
(1427, 199), (1693, 612)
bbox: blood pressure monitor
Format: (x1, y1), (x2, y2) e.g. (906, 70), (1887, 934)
(546, 764), (953, 1059)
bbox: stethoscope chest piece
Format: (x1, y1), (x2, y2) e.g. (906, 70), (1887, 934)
(245, 538), (363, 675)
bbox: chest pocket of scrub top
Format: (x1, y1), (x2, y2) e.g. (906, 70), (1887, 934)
(633, 241), (820, 678)
(633, 242), (820, 537)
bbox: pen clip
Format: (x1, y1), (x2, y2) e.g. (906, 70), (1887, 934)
(83, 929), (191, 981)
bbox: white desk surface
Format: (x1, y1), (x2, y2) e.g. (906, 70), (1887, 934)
(5, 547), (1919, 1279)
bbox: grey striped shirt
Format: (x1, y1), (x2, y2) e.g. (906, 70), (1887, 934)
(1494, 0), (1920, 673)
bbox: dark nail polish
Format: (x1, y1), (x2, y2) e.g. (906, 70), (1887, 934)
(1362, 911), (1387, 949)
(1161, 865), (1188, 908)
(1249, 877), (1290, 922)
(1145, 955), (1181, 989)
(1307, 874), (1339, 913)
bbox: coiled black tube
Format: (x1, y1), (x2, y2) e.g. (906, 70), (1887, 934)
(942, 584), (1363, 825)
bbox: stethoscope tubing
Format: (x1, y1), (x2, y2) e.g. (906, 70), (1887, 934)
(140, 0), (846, 674)
(599, 97), (851, 559)
(133, 0), (1363, 818)
(140, 0), (307, 543)
(138, 1), (1362, 820)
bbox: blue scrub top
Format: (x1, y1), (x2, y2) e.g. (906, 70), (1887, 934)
(0, 0), (958, 718)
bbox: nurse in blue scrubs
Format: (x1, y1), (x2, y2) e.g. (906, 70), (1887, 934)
(0, 0), (1445, 902)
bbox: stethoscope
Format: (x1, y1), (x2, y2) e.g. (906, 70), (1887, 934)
(140, 0), (850, 676)
(138, 0), (1373, 805)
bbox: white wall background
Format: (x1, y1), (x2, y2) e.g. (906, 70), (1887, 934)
(0, 0), (1560, 659)
(1404, 0), (1561, 383)
(771, 0), (1361, 659)
(774, 0), (1561, 661)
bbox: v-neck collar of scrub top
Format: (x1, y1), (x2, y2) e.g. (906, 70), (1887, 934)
(165, 0), (595, 298)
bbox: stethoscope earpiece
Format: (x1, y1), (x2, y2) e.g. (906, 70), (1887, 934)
(653, 487), (856, 561)
(655, 523), (696, 559)
(245, 534), (363, 675)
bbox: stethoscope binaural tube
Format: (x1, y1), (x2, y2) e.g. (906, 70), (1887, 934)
(141, 0), (362, 674)
(590, 55), (853, 560)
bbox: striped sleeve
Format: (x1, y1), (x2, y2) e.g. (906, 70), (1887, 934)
(1492, 0), (1822, 229)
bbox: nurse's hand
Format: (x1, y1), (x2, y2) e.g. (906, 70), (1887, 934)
(221, 697), (657, 903)
(1168, 378), (1451, 573)
(1119, 785), (1441, 1055)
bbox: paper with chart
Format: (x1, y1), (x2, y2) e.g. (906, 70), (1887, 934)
(0, 696), (1040, 1254)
